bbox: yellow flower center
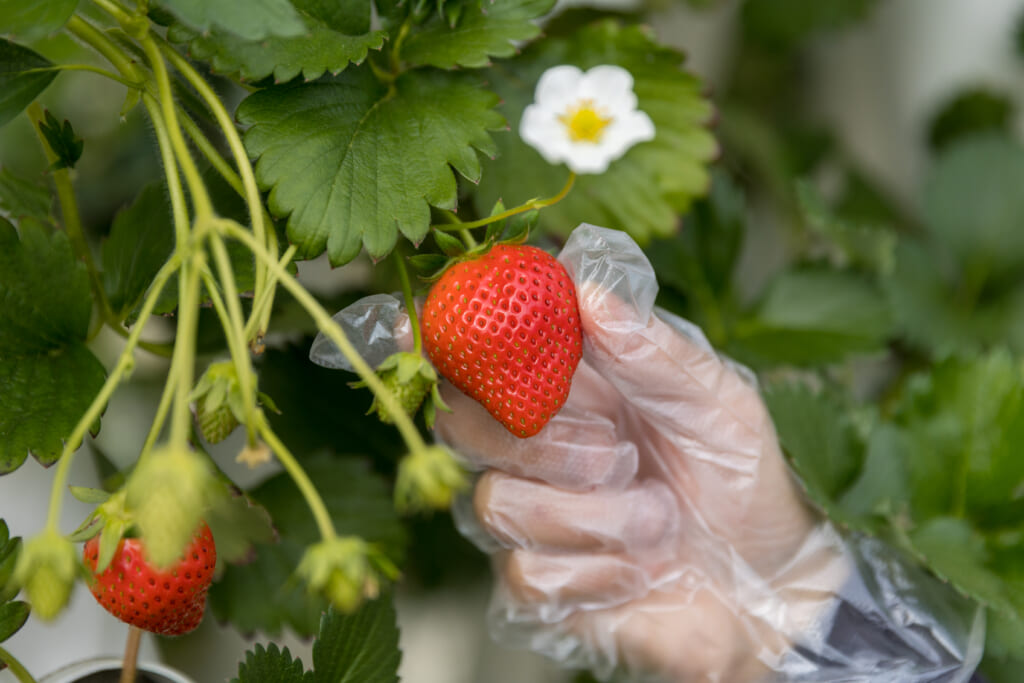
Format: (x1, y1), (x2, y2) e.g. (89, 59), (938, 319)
(559, 100), (613, 143)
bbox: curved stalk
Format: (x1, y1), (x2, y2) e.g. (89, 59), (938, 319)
(257, 417), (337, 541)
(394, 249), (422, 354)
(45, 257), (179, 532)
(244, 244), (297, 343)
(217, 220), (428, 453)
(158, 40), (274, 335)
(0, 645), (37, 683)
(433, 171), (576, 232)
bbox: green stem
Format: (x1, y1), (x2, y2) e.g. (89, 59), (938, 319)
(139, 35), (213, 220)
(167, 256), (203, 448)
(243, 244), (297, 343)
(217, 220), (428, 452)
(257, 416), (336, 540)
(434, 171), (576, 232)
(106, 322), (174, 358)
(159, 40), (274, 334)
(91, 0), (134, 24)
(437, 212), (477, 250)
(27, 102), (110, 317)
(143, 93), (189, 247)
(45, 257), (179, 532)
(389, 19), (412, 75)
(0, 645), (37, 683)
(65, 16), (145, 84)
(394, 249), (422, 354)
(23, 63), (139, 88)
(139, 368), (177, 463)
(204, 231), (257, 433)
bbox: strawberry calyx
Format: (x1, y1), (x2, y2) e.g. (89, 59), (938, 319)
(409, 200), (538, 282)
(295, 537), (399, 613)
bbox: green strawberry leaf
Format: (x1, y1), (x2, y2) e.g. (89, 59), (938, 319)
(239, 66), (503, 265)
(205, 489), (276, 566)
(908, 517), (1013, 614)
(764, 381), (864, 522)
(0, 601), (29, 643)
(0, 38), (59, 128)
(647, 171), (745, 345)
(795, 179), (896, 275)
(741, 0), (880, 49)
(0, 520), (22, 603)
(473, 20), (716, 243)
(928, 88), (1014, 152)
(312, 599), (401, 683)
(885, 240), (1024, 358)
(729, 268), (891, 367)
(233, 643), (313, 683)
(167, 2), (386, 83)
(401, 0), (555, 69)
(37, 110), (83, 170)
(0, 219), (106, 474)
(924, 134), (1024, 278)
(209, 455), (405, 636)
(153, 0), (306, 40)
(0, 166), (52, 225)
(0, 0), (78, 41)
(893, 351), (1024, 525)
(101, 182), (175, 320)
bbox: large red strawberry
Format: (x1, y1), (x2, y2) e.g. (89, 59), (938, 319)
(422, 243), (583, 437)
(83, 523), (216, 636)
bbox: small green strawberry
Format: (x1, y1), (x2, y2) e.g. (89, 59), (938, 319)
(353, 352), (449, 428)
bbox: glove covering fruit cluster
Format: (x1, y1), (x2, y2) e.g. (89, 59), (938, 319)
(423, 244), (583, 437)
(83, 523), (216, 636)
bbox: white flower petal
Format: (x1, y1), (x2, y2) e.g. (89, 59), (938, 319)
(579, 65), (634, 103)
(565, 143), (614, 174)
(534, 65), (584, 113)
(520, 106), (572, 165)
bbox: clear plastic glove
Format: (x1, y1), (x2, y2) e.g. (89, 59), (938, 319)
(312, 225), (985, 683)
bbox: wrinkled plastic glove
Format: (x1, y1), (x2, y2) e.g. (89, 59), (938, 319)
(312, 225), (985, 683)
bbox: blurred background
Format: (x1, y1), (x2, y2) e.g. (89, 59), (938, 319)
(4, 0), (1024, 680)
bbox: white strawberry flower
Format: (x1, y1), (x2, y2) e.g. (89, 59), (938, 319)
(519, 64), (655, 174)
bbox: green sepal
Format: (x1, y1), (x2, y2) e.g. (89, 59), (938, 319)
(502, 209), (536, 244)
(37, 110), (83, 171)
(483, 199), (507, 244)
(69, 486), (111, 505)
(432, 229), (465, 257)
(257, 391), (281, 415)
(408, 253), (450, 274)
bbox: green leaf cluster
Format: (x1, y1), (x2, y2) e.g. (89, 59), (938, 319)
(233, 596), (400, 683)
(0, 220), (106, 474)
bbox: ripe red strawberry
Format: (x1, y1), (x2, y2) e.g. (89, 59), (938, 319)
(422, 243), (583, 437)
(83, 523), (216, 636)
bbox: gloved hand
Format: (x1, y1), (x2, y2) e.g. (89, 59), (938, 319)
(312, 225), (985, 683)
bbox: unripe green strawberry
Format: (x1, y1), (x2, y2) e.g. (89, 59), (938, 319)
(354, 352), (448, 428)
(191, 361), (244, 444)
(84, 522), (216, 636)
(422, 244), (583, 437)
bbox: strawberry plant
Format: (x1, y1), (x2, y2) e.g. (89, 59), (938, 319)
(0, 0), (1022, 681)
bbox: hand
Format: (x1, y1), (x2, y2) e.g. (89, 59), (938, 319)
(311, 225), (984, 682)
(436, 226), (842, 681)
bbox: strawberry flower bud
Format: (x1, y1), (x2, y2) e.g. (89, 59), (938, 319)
(352, 352), (449, 427)
(296, 537), (399, 613)
(127, 445), (221, 568)
(13, 529), (76, 620)
(395, 445), (467, 513)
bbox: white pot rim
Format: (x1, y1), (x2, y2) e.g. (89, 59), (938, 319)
(40, 657), (195, 683)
